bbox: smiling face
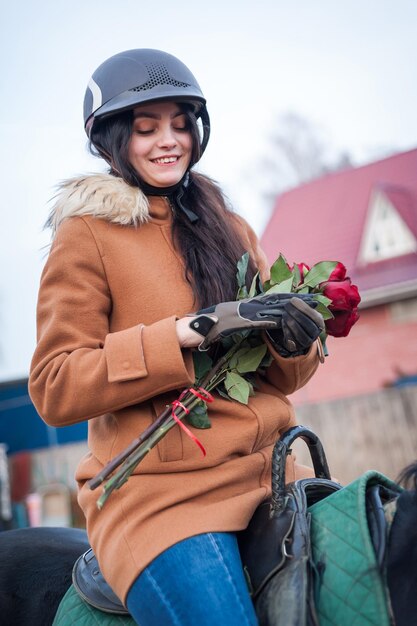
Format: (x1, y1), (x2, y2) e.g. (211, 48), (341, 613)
(128, 101), (193, 188)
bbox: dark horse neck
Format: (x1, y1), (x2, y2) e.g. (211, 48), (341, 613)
(386, 464), (417, 626)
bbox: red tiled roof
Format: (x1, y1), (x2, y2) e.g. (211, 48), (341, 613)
(260, 149), (417, 296)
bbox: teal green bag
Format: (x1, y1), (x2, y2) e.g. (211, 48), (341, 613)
(309, 470), (401, 626)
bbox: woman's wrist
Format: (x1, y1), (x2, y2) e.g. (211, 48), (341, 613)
(176, 317), (202, 348)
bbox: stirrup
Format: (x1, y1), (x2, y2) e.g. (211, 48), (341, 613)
(72, 548), (129, 615)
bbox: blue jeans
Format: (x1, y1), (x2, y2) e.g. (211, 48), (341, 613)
(126, 532), (258, 626)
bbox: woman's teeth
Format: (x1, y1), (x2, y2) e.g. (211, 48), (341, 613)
(152, 157), (178, 164)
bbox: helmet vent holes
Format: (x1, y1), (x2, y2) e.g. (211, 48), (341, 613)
(129, 63), (190, 92)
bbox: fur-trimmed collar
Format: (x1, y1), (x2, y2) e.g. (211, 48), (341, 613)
(47, 173), (150, 237)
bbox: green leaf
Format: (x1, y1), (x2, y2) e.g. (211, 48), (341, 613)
(216, 386), (231, 401)
(302, 261), (338, 287)
(219, 335), (236, 350)
(311, 293), (334, 320)
(315, 302), (334, 321)
(236, 252), (250, 291)
(270, 254), (292, 285)
(186, 401), (212, 429)
(292, 264), (301, 289)
(312, 294), (332, 307)
(234, 343), (267, 374)
(229, 347), (251, 370)
(225, 371), (251, 404)
(247, 380), (255, 397)
(237, 285), (249, 300)
(248, 271), (260, 297)
(263, 277), (294, 294)
(193, 351), (213, 382)
(232, 330), (250, 344)
(319, 333), (329, 356)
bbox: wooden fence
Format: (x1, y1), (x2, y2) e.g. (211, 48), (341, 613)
(292, 384), (417, 484)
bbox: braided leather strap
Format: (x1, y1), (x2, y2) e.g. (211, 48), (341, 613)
(271, 425), (331, 514)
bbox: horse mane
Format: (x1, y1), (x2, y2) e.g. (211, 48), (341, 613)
(387, 460), (417, 626)
(397, 461), (417, 495)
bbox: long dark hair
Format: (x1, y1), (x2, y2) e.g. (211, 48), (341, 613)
(90, 108), (256, 308)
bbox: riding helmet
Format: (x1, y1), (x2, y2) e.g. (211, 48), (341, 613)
(83, 49), (210, 158)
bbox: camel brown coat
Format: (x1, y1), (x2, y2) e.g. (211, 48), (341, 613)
(29, 174), (322, 603)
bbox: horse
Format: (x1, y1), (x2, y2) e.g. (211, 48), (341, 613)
(0, 526), (89, 626)
(0, 463), (416, 626)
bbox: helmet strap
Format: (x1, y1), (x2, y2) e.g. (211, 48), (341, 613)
(140, 172), (199, 223)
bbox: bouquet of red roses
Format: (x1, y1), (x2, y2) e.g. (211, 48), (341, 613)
(90, 253), (360, 509)
(261, 255), (361, 343)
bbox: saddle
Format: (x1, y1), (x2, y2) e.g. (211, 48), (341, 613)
(72, 548), (129, 615)
(52, 539), (135, 625)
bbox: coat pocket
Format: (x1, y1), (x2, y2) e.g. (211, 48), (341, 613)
(152, 393), (184, 462)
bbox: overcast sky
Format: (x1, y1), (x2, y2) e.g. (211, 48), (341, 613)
(1, 0), (417, 381)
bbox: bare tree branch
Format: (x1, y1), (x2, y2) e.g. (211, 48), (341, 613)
(259, 111), (354, 204)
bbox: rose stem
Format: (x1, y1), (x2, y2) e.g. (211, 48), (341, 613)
(95, 336), (246, 503)
(88, 405), (172, 490)
(97, 405), (194, 509)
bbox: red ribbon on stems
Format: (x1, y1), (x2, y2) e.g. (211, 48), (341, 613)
(188, 387), (214, 403)
(170, 387), (214, 457)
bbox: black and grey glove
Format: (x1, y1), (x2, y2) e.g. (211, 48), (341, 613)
(188, 293), (324, 354)
(265, 296), (325, 356)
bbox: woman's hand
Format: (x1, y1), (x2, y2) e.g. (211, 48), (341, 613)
(187, 293), (324, 352)
(176, 316), (203, 348)
(265, 297), (324, 356)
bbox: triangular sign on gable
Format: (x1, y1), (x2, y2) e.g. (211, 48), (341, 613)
(358, 189), (417, 264)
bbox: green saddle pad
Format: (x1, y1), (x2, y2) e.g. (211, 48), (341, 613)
(309, 470), (400, 626)
(53, 584), (137, 626)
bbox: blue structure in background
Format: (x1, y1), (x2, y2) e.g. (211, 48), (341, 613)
(0, 378), (87, 454)
(393, 374), (417, 388)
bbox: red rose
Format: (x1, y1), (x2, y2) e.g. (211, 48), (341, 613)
(323, 279), (360, 309)
(322, 278), (361, 337)
(325, 308), (360, 337)
(328, 262), (346, 281)
(288, 262), (310, 277)
(297, 262), (310, 277)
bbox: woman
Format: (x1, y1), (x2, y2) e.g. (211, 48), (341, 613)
(29, 49), (324, 625)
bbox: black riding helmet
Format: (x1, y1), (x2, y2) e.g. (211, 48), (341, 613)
(83, 48), (210, 158)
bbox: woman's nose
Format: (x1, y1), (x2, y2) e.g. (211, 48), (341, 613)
(157, 124), (177, 149)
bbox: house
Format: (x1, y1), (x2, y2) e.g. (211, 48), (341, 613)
(260, 148), (417, 404)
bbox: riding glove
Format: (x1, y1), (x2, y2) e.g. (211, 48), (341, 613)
(188, 293), (324, 354)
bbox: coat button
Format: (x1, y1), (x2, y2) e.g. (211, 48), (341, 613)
(122, 361), (130, 369)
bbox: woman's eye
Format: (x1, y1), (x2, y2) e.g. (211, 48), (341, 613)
(173, 115), (189, 132)
(135, 128), (154, 135)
